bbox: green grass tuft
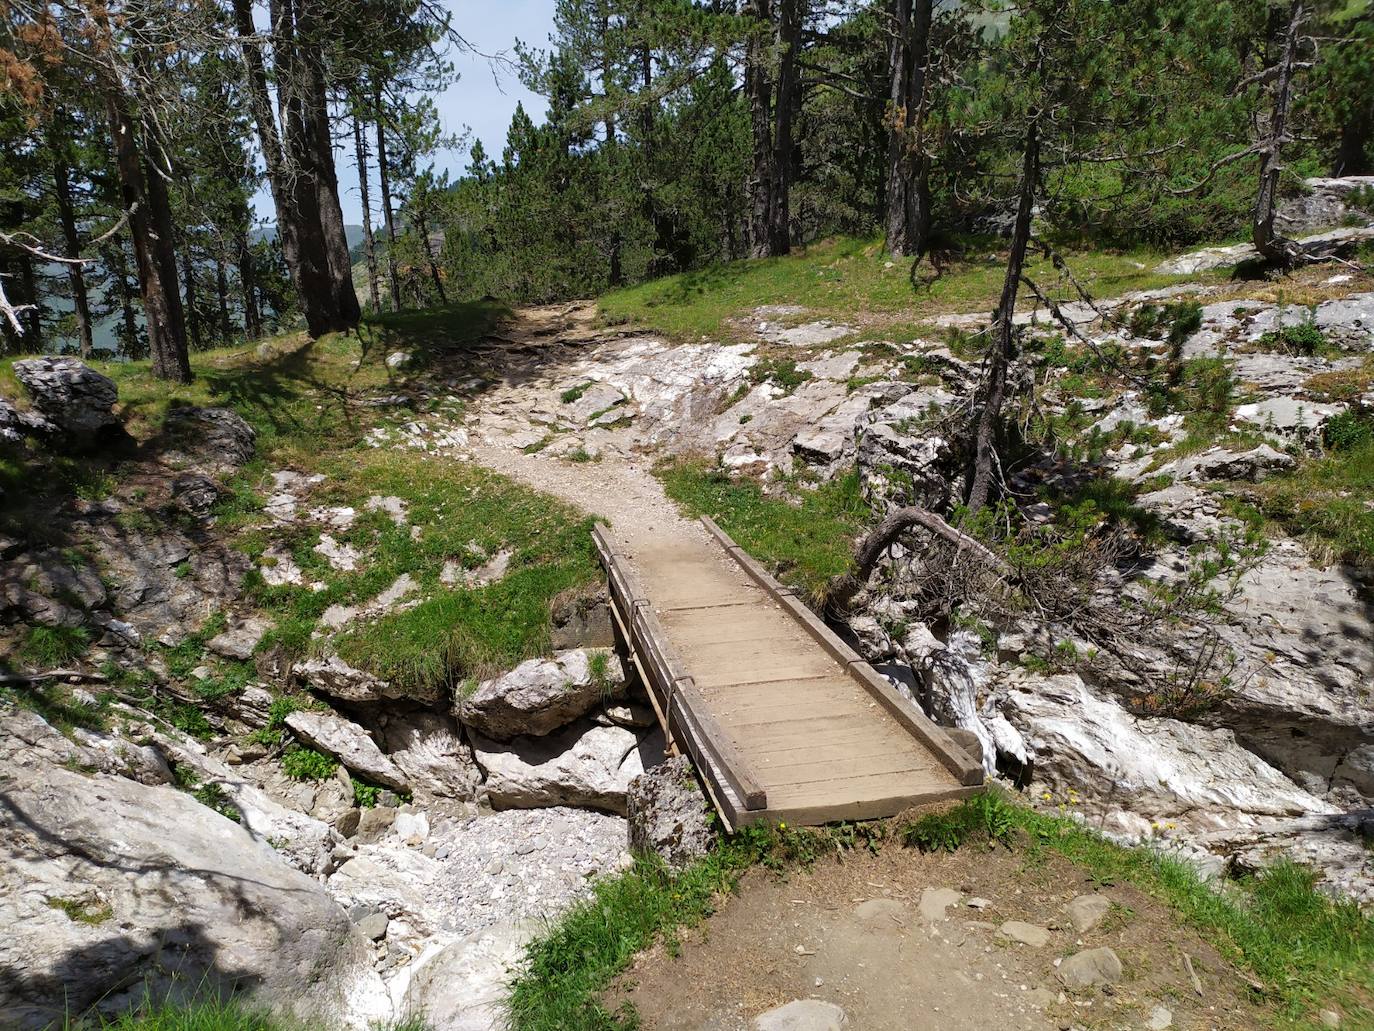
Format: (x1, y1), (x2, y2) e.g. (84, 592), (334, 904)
(17, 625), (91, 668)
(657, 461), (871, 601)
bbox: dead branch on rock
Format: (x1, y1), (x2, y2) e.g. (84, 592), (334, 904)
(826, 504), (1010, 614)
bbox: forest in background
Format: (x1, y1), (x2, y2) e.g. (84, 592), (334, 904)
(1, 0), (1372, 375)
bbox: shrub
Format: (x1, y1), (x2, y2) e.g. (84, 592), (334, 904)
(1323, 410), (1374, 452)
(280, 747), (339, 781)
(1258, 316), (1330, 357)
(353, 781), (381, 808)
(749, 357), (812, 394)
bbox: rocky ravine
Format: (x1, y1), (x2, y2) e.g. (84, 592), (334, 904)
(368, 257), (1374, 902)
(2, 209), (1373, 1026)
(1, 358), (712, 1029)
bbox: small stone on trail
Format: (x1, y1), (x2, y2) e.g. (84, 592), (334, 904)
(918, 886), (961, 921)
(1066, 893), (1112, 933)
(967, 897), (991, 910)
(1147, 1005), (1174, 1030)
(999, 920), (1052, 947)
(1320, 1010), (1342, 1029)
(753, 999), (848, 1031)
(852, 898), (908, 931)
(1057, 946), (1123, 989)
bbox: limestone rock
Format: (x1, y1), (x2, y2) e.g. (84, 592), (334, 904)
(753, 999), (848, 1031)
(918, 886), (961, 921)
(397, 920), (533, 1031)
(0, 397), (23, 443)
(12, 357), (119, 449)
(457, 649), (625, 740)
(294, 653), (440, 704)
(1233, 396), (1344, 438)
(1175, 443), (1296, 483)
(626, 755), (714, 869)
(1154, 226), (1374, 275)
(1000, 672), (1338, 839)
(0, 547), (108, 627)
(285, 710), (409, 792)
(206, 615), (270, 660)
(162, 406), (257, 472)
(472, 720), (660, 815)
(0, 759), (380, 1030)
(999, 921), (1052, 947)
(1057, 946), (1123, 990)
(373, 708), (483, 802)
(149, 730), (342, 875)
(170, 473), (224, 517)
(1065, 894), (1112, 934)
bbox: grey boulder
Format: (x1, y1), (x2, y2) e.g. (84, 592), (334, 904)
(471, 719), (660, 815)
(0, 758), (381, 1030)
(285, 709), (410, 792)
(457, 649), (625, 740)
(1057, 946), (1123, 990)
(294, 653), (440, 704)
(162, 406), (257, 472)
(627, 755), (714, 869)
(12, 357), (120, 448)
(753, 1000), (848, 1030)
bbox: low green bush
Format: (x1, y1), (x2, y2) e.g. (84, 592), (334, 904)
(280, 747), (339, 782)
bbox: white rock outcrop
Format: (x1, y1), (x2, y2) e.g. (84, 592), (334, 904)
(471, 720), (661, 815)
(0, 721), (383, 1031)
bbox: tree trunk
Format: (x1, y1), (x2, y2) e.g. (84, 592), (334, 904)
(602, 12), (622, 287)
(216, 257), (232, 342)
(1252, 0), (1304, 265)
(769, 0), (801, 256)
(828, 504), (1011, 613)
(416, 215), (447, 304)
(17, 249), (41, 344)
(295, 0), (360, 328)
(181, 245), (201, 351)
(236, 230), (262, 339)
(52, 149), (94, 358)
(374, 88), (402, 313)
(885, 0), (934, 258)
(353, 111), (381, 313)
(106, 236), (141, 358)
(104, 84), (191, 382)
(744, 0), (774, 258)
(233, 0), (338, 337)
(966, 116), (1038, 516)
(1333, 110), (1373, 176)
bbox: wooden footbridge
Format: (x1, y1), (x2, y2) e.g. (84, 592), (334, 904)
(593, 518), (983, 830)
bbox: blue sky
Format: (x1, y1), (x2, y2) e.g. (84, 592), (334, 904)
(256, 0), (557, 225)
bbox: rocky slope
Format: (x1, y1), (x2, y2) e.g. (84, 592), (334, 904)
(2, 198), (1373, 1026)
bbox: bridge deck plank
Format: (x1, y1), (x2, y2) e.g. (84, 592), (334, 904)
(597, 520), (981, 827)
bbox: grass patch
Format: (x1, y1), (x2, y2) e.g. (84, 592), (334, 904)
(657, 460), (871, 600)
(1239, 435), (1374, 566)
(47, 895), (114, 926)
(561, 382), (594, 404)
(312, 456), (601, 693)
(508, 791), (1374, 1031)
(598, 235), (1193, 342)
(17, 625), (91, 668)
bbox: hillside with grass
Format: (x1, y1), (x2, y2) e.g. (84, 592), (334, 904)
(5, 0), (1374, 1026)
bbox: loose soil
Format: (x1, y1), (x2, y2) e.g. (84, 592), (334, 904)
(605, 841), (1279, 1031)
